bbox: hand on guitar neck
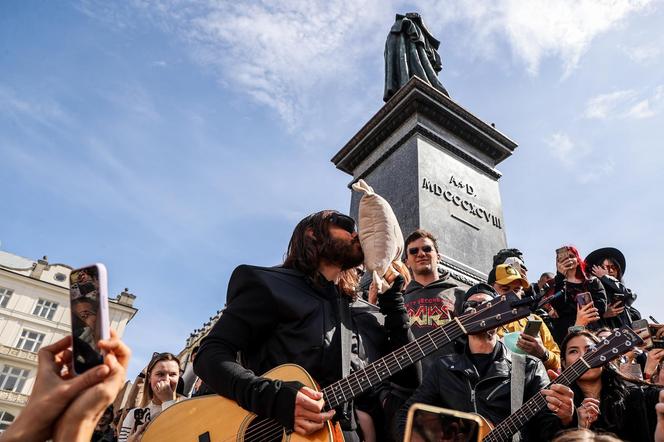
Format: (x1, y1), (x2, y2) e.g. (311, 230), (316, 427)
(293, 387), (336, 436)
(540, 370), (575, 426)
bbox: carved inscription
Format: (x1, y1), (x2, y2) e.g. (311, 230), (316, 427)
(422, 177), (502, 229)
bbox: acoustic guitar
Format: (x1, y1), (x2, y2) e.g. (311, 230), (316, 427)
(142, 292), (539, 442)
(481, 326), (642, 441)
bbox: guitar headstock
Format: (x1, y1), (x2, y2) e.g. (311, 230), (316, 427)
(583, 327), (643, 368)
(460, 292), (533, 334)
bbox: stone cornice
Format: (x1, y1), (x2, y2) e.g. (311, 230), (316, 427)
(332, 76), (517, 176)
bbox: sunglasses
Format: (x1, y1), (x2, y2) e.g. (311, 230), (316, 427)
(462, 300), (482, 313)
(328, 213), (356, 234)
(408, 245), (434, 255)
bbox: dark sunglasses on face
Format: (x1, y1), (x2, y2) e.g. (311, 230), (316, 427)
(328, 213), (356, 234)
(408, 245), (434, 255)
(462, 300), (482, 313)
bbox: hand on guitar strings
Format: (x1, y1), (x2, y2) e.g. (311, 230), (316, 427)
(293, 386), (336, 435)
(542, 372), (575, 426)
(577, 397), (600, 429)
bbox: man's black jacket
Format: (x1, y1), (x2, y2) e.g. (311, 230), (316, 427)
(397, 341), (562, 441)
(194, 265), (419, 431)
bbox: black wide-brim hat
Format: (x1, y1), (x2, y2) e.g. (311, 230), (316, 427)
(584, 247), (626, 276)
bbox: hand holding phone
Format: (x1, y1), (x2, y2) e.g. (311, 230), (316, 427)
(575, 302), (600, 326)
(575, 292), (593, 307)
(69, 263), (110, 374)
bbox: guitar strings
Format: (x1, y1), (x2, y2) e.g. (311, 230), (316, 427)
(484, 332), (633, 442)
(234, 311), (484, 441)
(235, 307), (519, 442)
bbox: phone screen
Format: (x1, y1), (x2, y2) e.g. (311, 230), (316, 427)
(70, 265), (106, 373)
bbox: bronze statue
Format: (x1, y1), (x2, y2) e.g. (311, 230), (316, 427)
(384, 12), (449, 101)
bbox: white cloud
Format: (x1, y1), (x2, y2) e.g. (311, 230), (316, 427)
(623, 43), (662, 63)
(583, 89), (637, 118)
(545, 131), (614, 182)
(81, 0), (653, 130)
(547, 132), (578, 165)
(416, 0), (652, 76)
(0, 85), (73, 129)
(584, 85), (663, 119)
(578, 158), (615, 183)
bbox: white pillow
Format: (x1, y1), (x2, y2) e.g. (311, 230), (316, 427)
(352, 179), (404, 293)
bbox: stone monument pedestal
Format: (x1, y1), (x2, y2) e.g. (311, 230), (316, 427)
(332, 77), (517, 287)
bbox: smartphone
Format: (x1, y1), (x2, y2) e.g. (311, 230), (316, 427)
(523, 319), (543, 337)
(69, 263), (110, 374)
(649, 324), (664, 349)
(632, 319), (652, 348)
(575, 292), (592, 307)
(611, 293), (625, 303)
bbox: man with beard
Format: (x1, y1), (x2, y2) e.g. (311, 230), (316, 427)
(397, 284), (574, 441)
(194, 210), (419, 442)
(402, 229), (465, 374)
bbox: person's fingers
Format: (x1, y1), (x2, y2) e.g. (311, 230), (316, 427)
(547, 369), (560, 380)
(99, 338), (131, 369)
(64, 364), (109, 398)
(550, 384), (574, 397)
(38, 336), (73, 371)
(296, 392), (324, 413)
(42, 335), (73, 354)
(299, 386), (324, 401)
(294, 419), (325, 435)
(54, 348), (73, 368)
(295, 408), (335, 423)
(519, 333), (535, 343)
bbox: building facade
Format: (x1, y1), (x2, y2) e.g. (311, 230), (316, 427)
(0, 250), (137, 430)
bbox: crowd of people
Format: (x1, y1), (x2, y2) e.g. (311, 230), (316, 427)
(1, 209), (663, 442)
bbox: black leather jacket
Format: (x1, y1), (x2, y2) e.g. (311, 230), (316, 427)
(194, 265), (419, 432)
(397, 341), (562, 441)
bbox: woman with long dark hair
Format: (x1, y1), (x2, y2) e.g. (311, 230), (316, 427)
(549, 246), (607, 345)
(584, 247), (641, 329)
(561, 330), (661, 440)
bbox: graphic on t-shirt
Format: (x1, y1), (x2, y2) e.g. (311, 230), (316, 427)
(406, 298), (453, 327)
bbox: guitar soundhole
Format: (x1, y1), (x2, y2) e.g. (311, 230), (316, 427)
(244, 417), (284, 442)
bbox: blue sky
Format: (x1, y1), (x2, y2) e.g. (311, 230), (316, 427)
(1, 0), (663, 378)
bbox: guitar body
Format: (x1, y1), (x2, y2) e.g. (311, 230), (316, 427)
(475, 414), (494, 440)
(141, 364), (343, 442)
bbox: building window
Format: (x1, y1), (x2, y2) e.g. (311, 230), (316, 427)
(0, 288), (12, 308)
(32, 299), (58, 320)
(0, 365), (29, 393)
(16, 329), (45, 353)
(0, 410), (15, 432)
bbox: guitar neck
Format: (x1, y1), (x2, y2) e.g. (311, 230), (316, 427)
(483, 358), (588, 442)
(322, 318), (466, 410)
